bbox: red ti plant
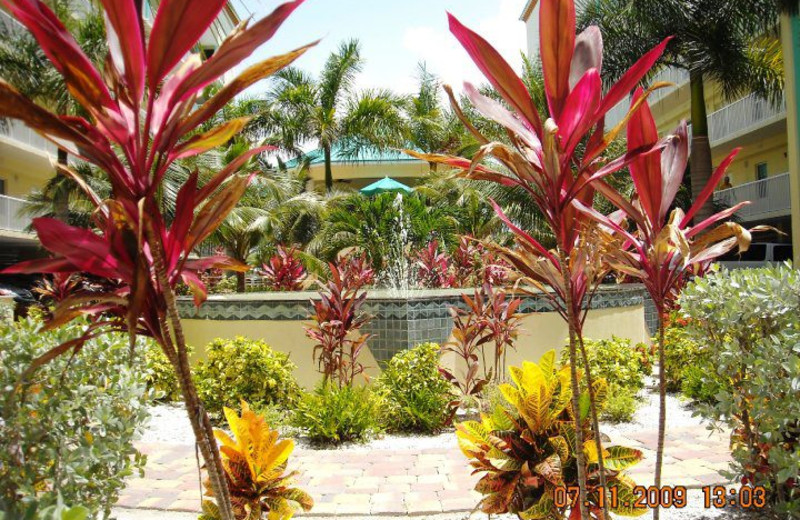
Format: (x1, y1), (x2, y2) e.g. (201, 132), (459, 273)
(305, 253), (374, 387)
(577, 93), (763, 520)
(0, 1), (314, 518)
(262, 245), (307, 291)
(415, 240), (456, 289)
(405, 0), (671, 515)
(452, 235), (482, 285)
(440, 295), (492, 407)
(479, 283), (522, 381)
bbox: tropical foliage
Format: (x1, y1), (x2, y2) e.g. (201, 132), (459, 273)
(195, 337), (302, 416)
(377, 342), (454, 433)
(455, 352), (645, 519)
(0, 0), (312, 517)
(201, 401), (313, 520)
(292, 384), (383, 444)
(260, 246), (307, 292)
(679, 267), (800, 515)
(305, 254), (374, 387)
(409, 0), (673, 513)
(0, 317), (149, 518)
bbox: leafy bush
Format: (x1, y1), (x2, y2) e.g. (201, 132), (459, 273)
(659, 315), (704, 393)
(200, 401), (313, 520)
(560, 336), (651, 392)
(377, 343), (453, 433)
(601, 383), (639, 423)
(293, 384), (383, 444)
(143, 340), (191, 402)
(680, 365), (725, 405)
(456, 351), (646, 517)
(0, 317), (149, 518)
(680, 266), (800, 515)
(195, 337), (301, 416)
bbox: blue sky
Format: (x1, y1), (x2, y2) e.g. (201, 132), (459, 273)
(237, 0), (528, 95)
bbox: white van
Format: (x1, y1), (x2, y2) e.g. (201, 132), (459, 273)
(717, 242), (793, 270)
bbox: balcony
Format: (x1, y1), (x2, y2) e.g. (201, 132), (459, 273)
(706, 93), (786, 147)
(604, 67), (690, 131)
(0, 194), (33, 234)
(713, 172), (791, 222)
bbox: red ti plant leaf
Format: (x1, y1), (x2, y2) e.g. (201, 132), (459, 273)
(540, 0), (575, 119)
(0, 2), (311, 518)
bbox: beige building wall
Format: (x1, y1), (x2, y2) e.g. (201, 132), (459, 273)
(181, 303), (648, 389)
(0, 138), (54, 198)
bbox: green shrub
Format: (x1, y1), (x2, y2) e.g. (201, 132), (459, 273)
(559, 336), (651, 391)
(142, 340), (190, 402)
(601, 383), (639, 423)
(194, 337), (301, 415)
(0, 317), (150, 518)
(680, 364), (725, 404)
(376, 343), (453, 433)
(680, 266), (800, 515)
(293, 384), (383, 444)
(660, 317), (704, 393)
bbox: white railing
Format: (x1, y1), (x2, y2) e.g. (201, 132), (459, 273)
(707, 93), (786, 145)
(0, 194), (32, 233)
(713, 172), (791, 222)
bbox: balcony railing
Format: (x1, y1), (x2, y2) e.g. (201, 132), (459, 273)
(0, 194), (33, 233)
(713, 172), (791, 222)
(706, 93), (786, 146)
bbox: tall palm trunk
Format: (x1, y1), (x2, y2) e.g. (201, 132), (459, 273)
(653, 310), (668, 520)
(54, 148), (69, 222)
(324, 144), (333, 192)
(236, 271), (246, 292)
(689, 71), (713, 224)
(560, 251), (590, 520)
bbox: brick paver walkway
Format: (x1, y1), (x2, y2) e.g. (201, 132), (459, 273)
(116, 425), (733, 516)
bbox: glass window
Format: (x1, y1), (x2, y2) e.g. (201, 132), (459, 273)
(773, 245), (793, 262)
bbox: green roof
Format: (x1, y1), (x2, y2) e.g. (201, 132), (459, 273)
(284, 145), (422, 169)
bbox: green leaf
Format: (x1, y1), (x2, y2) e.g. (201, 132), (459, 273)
(519, 493), (555, 519)
(604, 446), (644, 471)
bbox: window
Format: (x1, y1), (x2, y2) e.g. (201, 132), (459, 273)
(773, 245), (793, 262)
(0, 178), (5, 195)
(756, 162), (767, 198)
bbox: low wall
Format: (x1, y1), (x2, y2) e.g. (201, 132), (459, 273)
(178, 284), (650, 388)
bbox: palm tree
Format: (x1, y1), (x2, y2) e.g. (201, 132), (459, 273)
(0, 0), (106, 220)
(578, 0), (786, 223)
(258, 40), (408, 191)
(407, 63), (465, 170)
(308, 192), (456, 271)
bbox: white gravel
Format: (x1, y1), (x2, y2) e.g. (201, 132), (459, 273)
(602, 373), (713, 438)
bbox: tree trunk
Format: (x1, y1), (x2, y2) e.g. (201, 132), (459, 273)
(578, 334), (610, 520)
(689, 71), (714, 225)
(147, 228), (236, 520)
(54, 148), (69, 222)
(324, 144), (333, 192)
(236, 271), (246, 293)
(653, 312), (668, 520)
(561, 252), (590, 520)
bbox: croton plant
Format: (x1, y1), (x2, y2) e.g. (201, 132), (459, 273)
(0, 0), (314, 518)
(456, 352), (645, 519)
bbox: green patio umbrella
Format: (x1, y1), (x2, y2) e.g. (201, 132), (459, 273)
(359, 177), (413, 196)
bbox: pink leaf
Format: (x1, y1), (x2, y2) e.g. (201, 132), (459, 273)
(540, 0), (575, 119)
(448, 13), (542, 134)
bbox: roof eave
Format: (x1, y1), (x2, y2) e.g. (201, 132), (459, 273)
(520, 0), (539, 21)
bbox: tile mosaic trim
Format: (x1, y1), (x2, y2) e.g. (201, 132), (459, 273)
(178, 285), (647, 365)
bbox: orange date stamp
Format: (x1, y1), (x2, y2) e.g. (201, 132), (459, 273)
(553, 485), (768, 510)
